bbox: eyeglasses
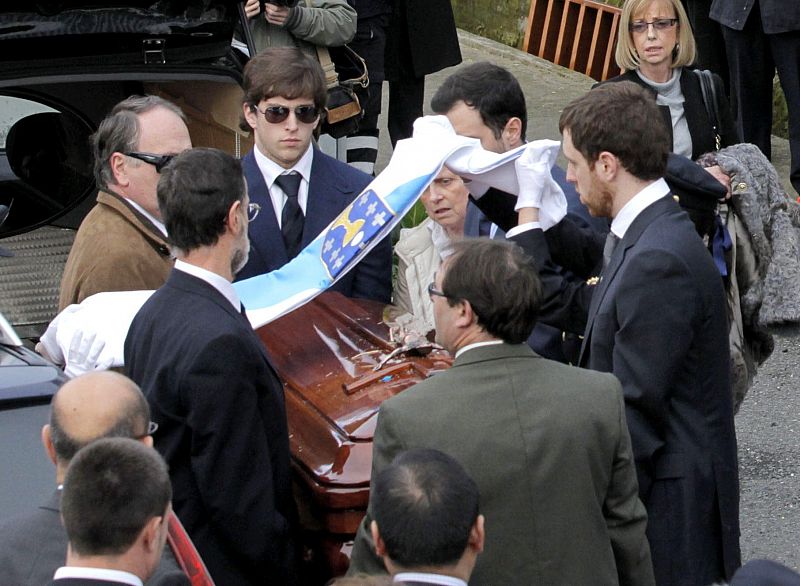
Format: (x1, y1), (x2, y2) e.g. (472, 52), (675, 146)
(124, 152), (175, 173)
(247, 202), (261, 223)
(134, 421), (159, 440)
(253, 104), (320, 124)
(427, 282), (449, 300)
(629, 18), (678, 33)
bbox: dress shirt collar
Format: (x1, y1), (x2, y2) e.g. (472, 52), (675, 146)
(174, 259), (240, 311)
(253, 143), (314, 225)
(610, 177), (670, 239)
(124, 198), (168, 237)
(394, 572), (468, 586)
(253, 142), (313, 189)
(53, 566), (143, 586)
(454, 339), (504, 359)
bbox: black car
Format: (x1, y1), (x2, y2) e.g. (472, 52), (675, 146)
(0, 0), (252, 341)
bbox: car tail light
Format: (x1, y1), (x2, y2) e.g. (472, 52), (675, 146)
(167, 512), (215, 585)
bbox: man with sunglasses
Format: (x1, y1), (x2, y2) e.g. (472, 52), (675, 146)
(59, 95), (192, 310)
(237, 47), (392, 303)
(0, 371), (188, 585)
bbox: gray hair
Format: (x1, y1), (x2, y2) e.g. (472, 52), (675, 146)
(91, 95), (185, 191)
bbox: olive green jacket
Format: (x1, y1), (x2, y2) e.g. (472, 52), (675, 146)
(249, 0), (356, 59)
(348, 343), (655, 585)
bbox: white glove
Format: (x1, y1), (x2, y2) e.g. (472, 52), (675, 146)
(64, 330), (114, 378)
(514, 141), (568, 230)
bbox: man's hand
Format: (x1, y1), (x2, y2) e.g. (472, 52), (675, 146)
(264, 2), (291, 25)
(244, 0), (261, 19)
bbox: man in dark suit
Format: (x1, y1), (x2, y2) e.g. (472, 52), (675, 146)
(369, 449), (484, 586)
(385, 0), (462, 146)
(0, 371), (186, 586)
(508, 81), (740, 585)
(125, 148), (297, 585)
(348, 238), (654, 584)
(430, 61), (606, 363)
(710, 0), (800, 195)
(236, 47), (392, 303)
(51, 438), (172, 586)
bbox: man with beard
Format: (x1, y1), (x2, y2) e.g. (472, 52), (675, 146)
(124, 148), (297, 585)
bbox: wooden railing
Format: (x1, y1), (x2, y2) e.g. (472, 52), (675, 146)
(523, 0), (623, 81)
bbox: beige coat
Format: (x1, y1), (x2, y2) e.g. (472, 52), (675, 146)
(59, 191), (172, 310)
(392, 219), (442, 333)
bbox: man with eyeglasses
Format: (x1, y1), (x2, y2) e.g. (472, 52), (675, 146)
(0, 371), (188, 586)
(59, 95), (192, 311)
(236, 47), (392, 303)
(125, 148), (298, 586)
(349, 238), (654, 585)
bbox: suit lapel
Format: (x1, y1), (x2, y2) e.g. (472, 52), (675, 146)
(579, 196), (675, 364)
(168, 269), (274, 364)
(243, 151), (288, 270)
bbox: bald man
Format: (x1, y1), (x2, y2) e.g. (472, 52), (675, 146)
(0, 371), (187, 586)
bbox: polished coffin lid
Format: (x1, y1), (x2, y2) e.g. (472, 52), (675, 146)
(256, 292), (451, 515)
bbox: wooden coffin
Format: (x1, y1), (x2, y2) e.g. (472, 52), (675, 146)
(255, 291), (451, 572)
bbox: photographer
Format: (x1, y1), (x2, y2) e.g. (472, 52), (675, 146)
(244, 0), (356, 57)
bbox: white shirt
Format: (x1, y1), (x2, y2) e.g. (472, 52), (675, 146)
(125, 198), (168, 237)
(609, 178), (671, 239)
(53, 566), (143, 586)
(253, 143), (314, 228)
(174, 259), (240, 311)
(454, 339), (504, 359)
(394, 572), (468, 586)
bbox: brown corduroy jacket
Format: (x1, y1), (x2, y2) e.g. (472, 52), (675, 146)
(58, 190), (173, 310)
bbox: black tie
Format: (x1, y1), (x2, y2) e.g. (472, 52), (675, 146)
(602, 232), (620, 270)
(275, 172), (304, 259)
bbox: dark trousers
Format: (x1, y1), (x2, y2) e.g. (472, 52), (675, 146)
(388, 76), (425, 147)
(722, 8), (800, 194)
(681, 0), (729, 92)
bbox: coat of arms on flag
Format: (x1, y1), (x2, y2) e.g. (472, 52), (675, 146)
(321, 189), (395, 279)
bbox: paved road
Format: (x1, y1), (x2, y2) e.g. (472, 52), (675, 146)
(375, 30), (799, 572)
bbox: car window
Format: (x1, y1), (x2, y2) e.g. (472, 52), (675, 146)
(0, 95), (94, 236)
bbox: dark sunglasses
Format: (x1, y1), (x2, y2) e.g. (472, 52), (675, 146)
(124, 152), (175, 173)
(629, 18), (678, 33)
(253, 104), (320, 124)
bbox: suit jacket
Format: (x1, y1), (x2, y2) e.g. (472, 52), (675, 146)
(710, 0), (800, 34)
(600, 68), (739, 160)
(0, 490), (187, 586)
(348, 343), (654, 585)
(124, 269), (297, 586)
(524, 195), (741, 585)
(237, 148), (392, 303)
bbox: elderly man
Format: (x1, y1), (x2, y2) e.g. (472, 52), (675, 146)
(59, 95), (192, 310)
(348, 238), (654, 584)
(0, 371), (186, 586)
(124, 148), (296, 586)
(236, 47), (392, 302)
(369, 449), (484, 586)
(52, 438), (172, 586)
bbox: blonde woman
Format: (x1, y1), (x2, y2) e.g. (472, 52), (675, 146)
(602, 0), (739, 159)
